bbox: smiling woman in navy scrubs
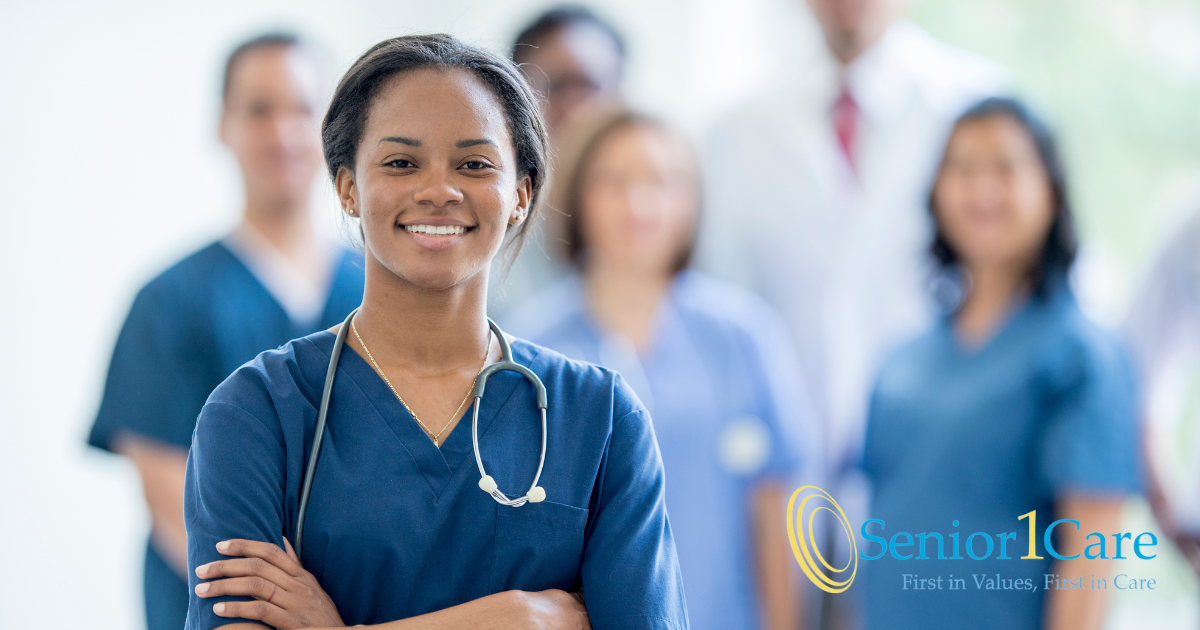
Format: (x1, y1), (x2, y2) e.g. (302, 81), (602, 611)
(861, 98), (1140, 630)
(183, 34), (688, 630)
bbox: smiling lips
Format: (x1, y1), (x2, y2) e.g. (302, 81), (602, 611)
(399, 222), (475, 251)
(403, 224), (470, 236)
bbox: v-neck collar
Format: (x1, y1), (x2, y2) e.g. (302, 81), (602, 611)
(943, 295), (1036, 360)
(321, 331), (540, 501)
(569, 272), (685, 364)
(216, 240), (347, 331)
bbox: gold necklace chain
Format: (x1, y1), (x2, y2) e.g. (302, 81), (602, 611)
(351, 319), (491, 447)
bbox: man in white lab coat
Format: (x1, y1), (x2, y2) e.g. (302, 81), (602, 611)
(1125, 208), (1200, 578)
(702, 0), (1007, 488)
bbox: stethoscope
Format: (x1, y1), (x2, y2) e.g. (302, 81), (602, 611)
(294, 308), (549, 562)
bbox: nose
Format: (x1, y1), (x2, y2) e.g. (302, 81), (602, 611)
(271, 112), (318, 154)
(625, 181), (666, 222)
(412, 166), (465, 207)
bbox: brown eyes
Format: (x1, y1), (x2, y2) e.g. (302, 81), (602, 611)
(381, 159), (494, 172)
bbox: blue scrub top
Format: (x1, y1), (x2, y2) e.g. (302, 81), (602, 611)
(506, 271), (806, 630)
(184, 332), (689, 630)
(89, 241), (365, 630)
(861, 286), (1141, 630)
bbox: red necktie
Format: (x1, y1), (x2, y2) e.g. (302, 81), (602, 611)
(832, 85), (859, 173)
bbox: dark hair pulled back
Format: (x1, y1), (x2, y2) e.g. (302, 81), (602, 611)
(322, 34), (550, 256)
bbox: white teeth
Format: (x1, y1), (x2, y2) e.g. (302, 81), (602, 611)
(404, 224), (467, 235)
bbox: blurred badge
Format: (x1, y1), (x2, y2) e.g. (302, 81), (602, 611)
(718, 415), (772, 476)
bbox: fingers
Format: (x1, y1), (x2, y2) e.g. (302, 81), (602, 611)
(195, 576), (291, 605)
(196, 556), (294, 589)
(211, 599), (290, 627)
(216, 539), (305, 577)
(283, 537), (299, 563)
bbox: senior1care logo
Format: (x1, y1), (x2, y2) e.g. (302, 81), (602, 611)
(787, 486), (859, 593)
(787, 486), (1161, 594)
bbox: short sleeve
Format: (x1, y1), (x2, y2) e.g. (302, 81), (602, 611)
(89, 284), (218, 452)
(1039, 327), (1143, 496)
(184, 398), (288, 630)
(579, 381), (689, 630)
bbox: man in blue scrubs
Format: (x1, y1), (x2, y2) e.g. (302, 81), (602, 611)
(89, 33), (364, 630)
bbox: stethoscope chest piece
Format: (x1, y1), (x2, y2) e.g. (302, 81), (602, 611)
(471, 318), (550, 507)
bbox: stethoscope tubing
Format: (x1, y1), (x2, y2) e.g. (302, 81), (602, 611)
(293, 308), (549, 563)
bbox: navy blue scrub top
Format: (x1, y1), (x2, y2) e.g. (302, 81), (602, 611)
(184, 332), (690, 630)
(89, 241), (365, 630)
(861, 287), (1141, 630)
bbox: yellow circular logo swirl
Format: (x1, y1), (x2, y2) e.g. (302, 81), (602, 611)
(787, 486), (858, 593)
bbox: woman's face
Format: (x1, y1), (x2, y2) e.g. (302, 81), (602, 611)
(933, 115), (1056, 274)
(337, 68), (531, 292)
(578, 124), (698, 277)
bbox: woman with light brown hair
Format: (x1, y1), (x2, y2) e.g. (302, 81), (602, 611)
(507, 103), (810, 630)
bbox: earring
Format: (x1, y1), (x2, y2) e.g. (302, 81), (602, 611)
(346, 207), (356, 217)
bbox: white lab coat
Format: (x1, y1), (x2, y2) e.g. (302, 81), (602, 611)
(699, 22), (1008, 474)
(1126, 208), (1200, 534)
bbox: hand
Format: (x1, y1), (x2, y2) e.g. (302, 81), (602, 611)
(195, 538), (345, 629)
(516, 589), (590, 630)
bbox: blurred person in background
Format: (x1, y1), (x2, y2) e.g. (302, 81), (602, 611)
(87, 32), (365, 630)
(861, 98), (1140, 630)
(1124, 210), (1200, 577)
(489, 5), (627, 317)
(700, 0), (1008, 536)
(506, 103), (808, 630)
(511, 5), (624, 138)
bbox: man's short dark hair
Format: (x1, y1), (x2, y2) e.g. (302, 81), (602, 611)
(511, 5), (625, 66)
(222, 32), (304, 104)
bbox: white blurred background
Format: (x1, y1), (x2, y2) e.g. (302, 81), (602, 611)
(2, 0), (1199, 627)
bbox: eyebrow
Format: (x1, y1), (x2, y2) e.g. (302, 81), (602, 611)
(379, 136), (420, 146)
(457, 138), (497, 148)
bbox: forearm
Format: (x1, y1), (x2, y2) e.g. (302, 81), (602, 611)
(307, 590), (584, 630)
(359, 592), (522, 630)
(1043, 495), (1123, 630)
(115, 433), (189, 576)
(209, 592), (520, 630)
(752, 483), (802, 630)
(1043, 557), (1111, 630)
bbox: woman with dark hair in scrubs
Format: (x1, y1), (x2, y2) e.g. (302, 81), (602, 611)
(183, 35), (687, 630)
(506, 104), (807, 630)
(861, 98), (1140, 630)
(89, 32), (365, 630)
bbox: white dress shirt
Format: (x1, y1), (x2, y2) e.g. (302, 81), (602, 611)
(699, 22), (1008, 471)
